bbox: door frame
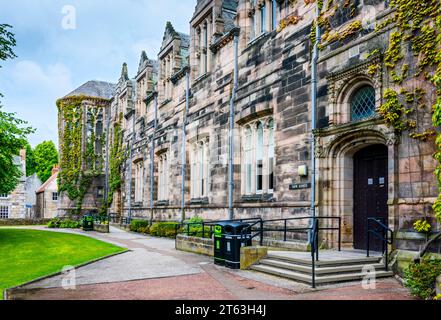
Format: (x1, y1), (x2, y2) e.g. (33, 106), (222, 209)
(315, 126), (398, 250)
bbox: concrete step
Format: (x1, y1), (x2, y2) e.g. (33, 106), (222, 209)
(259, 259), (386, 275)
(266, 252), (382, 267)
(250, 264), (394, 285)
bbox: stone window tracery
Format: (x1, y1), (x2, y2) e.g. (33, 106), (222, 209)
(190, 139), (209, 199)
(241, 117), (275, 195)
(157, 154), (169, 201)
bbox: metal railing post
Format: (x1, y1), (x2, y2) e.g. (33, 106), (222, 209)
(284, 220), (287, 242)
(367, 219), (370, 257)
(202, 222), (205, 239)
(260, 219), (264, 246)
(338, 217), (342, 251)
(315, 219), (319, 262)
(385, 230), (389, 271)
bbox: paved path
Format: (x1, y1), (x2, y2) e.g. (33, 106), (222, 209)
(8, 226), (416, 300)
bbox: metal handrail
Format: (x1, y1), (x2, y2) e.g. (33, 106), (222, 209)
(367, 217), (394, 271)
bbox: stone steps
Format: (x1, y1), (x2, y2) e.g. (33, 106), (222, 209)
(250, 251), (394, 286)
(259, 258), (386, 275)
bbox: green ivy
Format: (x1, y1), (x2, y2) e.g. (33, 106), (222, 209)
(378, 0), (441, 224)
(57, 95), (109, 214)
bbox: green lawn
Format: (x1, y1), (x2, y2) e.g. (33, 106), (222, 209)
(0, 228), (126, 300)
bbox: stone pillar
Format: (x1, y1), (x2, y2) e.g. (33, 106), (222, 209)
(206, 17), (212, 73)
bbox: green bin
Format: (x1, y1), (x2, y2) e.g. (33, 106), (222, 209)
(82, 215), (94, 231)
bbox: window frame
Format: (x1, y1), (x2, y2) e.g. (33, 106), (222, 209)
(52, 192), (59, 201)
(0, 206), (9, 219)
(241, 117), (275, 196)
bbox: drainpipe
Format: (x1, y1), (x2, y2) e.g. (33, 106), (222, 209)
(228, 30), (239, 221)
(127, 103), (137, 222)
(104, 105), (111, 216)
(181, 69), (190, 223)
(149, 92), (158, 224)
(310, 4), (321, 242)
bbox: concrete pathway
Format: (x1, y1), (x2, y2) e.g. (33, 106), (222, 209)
(8, 226), (416, 300)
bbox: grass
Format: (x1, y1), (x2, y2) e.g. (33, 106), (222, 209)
(0, 228), (126, 300)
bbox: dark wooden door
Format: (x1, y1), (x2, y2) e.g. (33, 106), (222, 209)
(353, 145), (388, 251)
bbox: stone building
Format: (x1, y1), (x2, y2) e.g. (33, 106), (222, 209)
(57, 80), (115, 215)
(0, 150), (42, 219)
(35, 166), (60, 219)
(58, 0), (439, 256)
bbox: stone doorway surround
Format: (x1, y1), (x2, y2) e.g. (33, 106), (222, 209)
(315, 119), (399, 250)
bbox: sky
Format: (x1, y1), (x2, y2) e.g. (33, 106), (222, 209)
(0, 0), (195, 147)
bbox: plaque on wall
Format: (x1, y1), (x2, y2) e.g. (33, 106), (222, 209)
(289, 183), (311, 190)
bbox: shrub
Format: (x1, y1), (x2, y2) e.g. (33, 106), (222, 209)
(183, 216), (212, 238)
(150, 222), (182, 238)
(138, 226), (150, 234)
(404, 257), (441, 300)
(130, 220), (150, 233)
(47, 218), (80, 229)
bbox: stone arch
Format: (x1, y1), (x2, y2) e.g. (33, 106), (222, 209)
(317, 127), (396, 249)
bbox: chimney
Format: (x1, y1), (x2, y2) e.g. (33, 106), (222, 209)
(20, 149), (26, 161)
(52, 165), (59, 176)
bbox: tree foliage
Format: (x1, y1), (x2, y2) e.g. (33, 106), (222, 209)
(0, 24), (34, 194)
(0, 107), (34, 194)
(33, 141), (59, 183)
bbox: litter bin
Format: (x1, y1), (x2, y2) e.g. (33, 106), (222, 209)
(224, 222), (252, 269)
(82, 214), (94, 231)
(213, 222), (229, 266)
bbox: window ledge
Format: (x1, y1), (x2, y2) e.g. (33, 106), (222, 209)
(190, 197), (209, 205)
(193, 73), (210, 85)
(156, 200), (170, 207)
(239, 194), (275, 203)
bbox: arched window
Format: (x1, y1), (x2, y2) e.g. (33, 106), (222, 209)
(190, 139), (209, 199)
(351, 86), (376, 121)
(158, 154), (168, 201)
(256, 122), (264, 194)
(268, 119), (275, 193)
(242, 117), (275, 196)
(245, 126), (253, 195)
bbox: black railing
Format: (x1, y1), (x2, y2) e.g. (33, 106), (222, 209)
(367, 217), (394, 271)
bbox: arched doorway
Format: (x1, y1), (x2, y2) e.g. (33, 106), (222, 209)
(353, 144), (388, 251)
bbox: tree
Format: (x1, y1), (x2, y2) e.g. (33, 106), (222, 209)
(0, 108), (34, 194)
(0, 24), (34, 194)
(25, 142), (37, 177)
(33, 141), (59, 183)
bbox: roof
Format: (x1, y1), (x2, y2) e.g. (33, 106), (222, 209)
(64, 80), (116, 99)
(36, 171), (58, 194)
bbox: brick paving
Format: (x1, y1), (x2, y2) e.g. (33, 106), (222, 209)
(7, 227), (416, 300)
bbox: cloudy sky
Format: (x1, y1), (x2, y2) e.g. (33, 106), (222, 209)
(0, 0), (194, 147)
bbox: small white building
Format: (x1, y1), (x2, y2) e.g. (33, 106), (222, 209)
(0, 149), (41, 219)
(35, 166), (59, 219)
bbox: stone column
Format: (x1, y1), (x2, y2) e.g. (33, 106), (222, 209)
(206, 17), (212, 73)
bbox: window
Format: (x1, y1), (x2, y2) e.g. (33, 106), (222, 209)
(134, 162), (144, 202)
(0, 194), (8, 199)
(52, 192), (59, 201)
(351, 86), (376, 121)
(271, 0), (278, 31)
(190, 140), (209, 199)
(242, 118), (275, 196)
(96, 187), (104, 199)
(158, 154), (169, 201)
(0, 206), (9, 219)
(260, 3), (267, 34)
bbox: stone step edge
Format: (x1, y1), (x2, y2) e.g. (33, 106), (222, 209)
(259, 259), (386, 275)
(266, 253), (382, 266)
(251, 264), (394, 285)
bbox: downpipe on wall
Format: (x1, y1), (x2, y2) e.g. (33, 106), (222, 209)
(228, 31), (240, 221)
(181, 69), (190, 223)
(149, 92), (158, 224)
(309, 4), (321, 244)
(127, 104), (137, 222)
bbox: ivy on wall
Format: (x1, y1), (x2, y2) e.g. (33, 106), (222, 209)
(57, 95), (109, 214)
(100, 112), (126, 215)
(375, 0), (441, 226)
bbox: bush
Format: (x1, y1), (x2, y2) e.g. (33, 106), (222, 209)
(47, 218), (80, 229)
(404, 257), (441, 300)
(130, 220), (150, 233)
(150, 222), (182, 238)
(184, 216), (212, 238)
